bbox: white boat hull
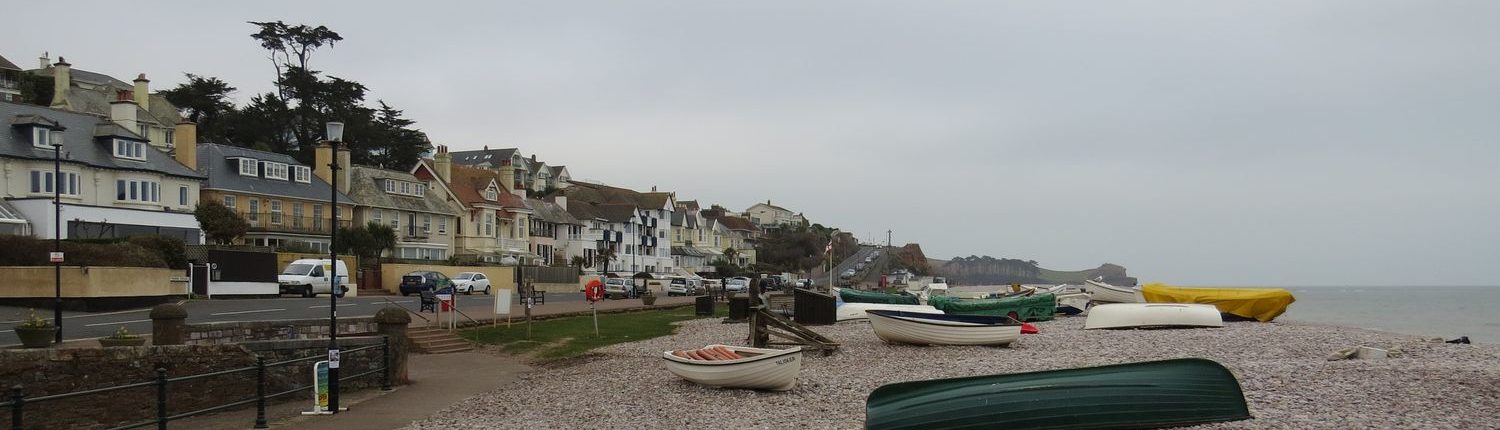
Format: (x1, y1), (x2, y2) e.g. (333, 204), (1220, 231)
(662, 345), (802, 391)
(1056, 292), (1092, 315)
(1084, 280), (1144, 303)
(1084, 303), (1224, 329)
(867, 311), (1022, 346)
(837, 303), (940, 321)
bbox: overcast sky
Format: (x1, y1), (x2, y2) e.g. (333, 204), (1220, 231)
(5, 1), (1497, 286)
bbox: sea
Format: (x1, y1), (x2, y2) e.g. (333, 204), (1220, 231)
(1278, 286), (1499, 344)
(948, 285), (1498, 344)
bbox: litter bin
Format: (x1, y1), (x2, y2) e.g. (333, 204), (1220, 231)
(695, 295), (715, 316)
(727, 295), (749, 321)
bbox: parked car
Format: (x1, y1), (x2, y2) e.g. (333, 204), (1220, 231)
(400, 271), (451, 296)
(840, 269), (856, 279)
(855, 263), (866, 271)
(278, 259), (350, 298)
(604, 278), (631, 299)
(452, 272), (492, 295)
(725, 277), (750, 293)
(667, 277), (691, 296)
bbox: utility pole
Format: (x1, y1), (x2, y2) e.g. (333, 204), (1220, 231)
(886, 230), (892, 248)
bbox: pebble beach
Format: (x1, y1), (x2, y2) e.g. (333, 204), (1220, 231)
(405, 316), (1500, 429)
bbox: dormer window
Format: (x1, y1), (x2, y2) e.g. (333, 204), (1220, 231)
(237, 158), (258, 176)
(261, 162), (289, 180)
(383, 179), (427, 197)
(484, 187), (498, 201)
(293, 166), (311, 183)
(32, 127), (61, 149)
(113, 139), (146, 161)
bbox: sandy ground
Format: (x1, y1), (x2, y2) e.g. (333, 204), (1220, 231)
(404, 316), (1500, 429)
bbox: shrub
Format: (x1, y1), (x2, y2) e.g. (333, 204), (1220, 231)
(128, 235), (189, 270)
(0, 235), (168, 268)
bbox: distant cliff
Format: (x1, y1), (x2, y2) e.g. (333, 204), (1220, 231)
(929, 256), (1136, 286)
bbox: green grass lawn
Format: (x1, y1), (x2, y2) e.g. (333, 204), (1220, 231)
(460, 305), (729, 361)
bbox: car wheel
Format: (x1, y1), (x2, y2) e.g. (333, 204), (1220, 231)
(484, 286), (491, 295)
(302, 286), (313, 298)
(402, 291), (410, 297)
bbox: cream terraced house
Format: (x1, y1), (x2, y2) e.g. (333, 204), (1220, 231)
(28, 55), (183, 151)
(0, 100), (203, 242)
(345, 164), (457, 260)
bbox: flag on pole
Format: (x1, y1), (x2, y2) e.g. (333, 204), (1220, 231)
(825, 241), (833, 254)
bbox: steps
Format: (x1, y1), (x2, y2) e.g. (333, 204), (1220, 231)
(408, 326), (474, 354)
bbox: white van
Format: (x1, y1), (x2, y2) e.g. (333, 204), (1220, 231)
(278, 259), (351, 297)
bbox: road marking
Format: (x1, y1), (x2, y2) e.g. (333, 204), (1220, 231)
(309, 304), (356, 308)
(85, 319), (151, 327)
(210, 308), (287, 316)
(0, 308), (152, 324)
(389, 300), (413, 304)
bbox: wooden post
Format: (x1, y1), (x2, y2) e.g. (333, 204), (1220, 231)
(524, 280), (534, 340)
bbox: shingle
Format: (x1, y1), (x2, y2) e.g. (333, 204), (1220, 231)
(345, 166), (453, 215)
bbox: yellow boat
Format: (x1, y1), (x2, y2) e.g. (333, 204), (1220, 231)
(1140, 284), (1295, 322)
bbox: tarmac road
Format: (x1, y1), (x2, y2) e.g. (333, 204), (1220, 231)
(0, 290), (591, 347)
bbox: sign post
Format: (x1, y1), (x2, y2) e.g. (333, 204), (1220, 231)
(302, 361), (332, 415)
(585, 279), (603, 337)
(494, 288), (512, 327)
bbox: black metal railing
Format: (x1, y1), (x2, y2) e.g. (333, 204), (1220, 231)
(1, 336), (392, 430)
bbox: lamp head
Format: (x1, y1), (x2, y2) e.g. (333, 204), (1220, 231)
(325, 122), (345, 143)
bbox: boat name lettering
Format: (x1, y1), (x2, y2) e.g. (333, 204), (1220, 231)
(775, 356), (796, 365)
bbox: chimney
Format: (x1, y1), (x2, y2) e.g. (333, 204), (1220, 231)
(651, 186), (657, 192)
(499, 160), (516, 196)
(50, 57), (71, 109)
(110, 99), (139, 132)
(336, 146), (351, 194)
(433, 145), (452, 183)
(554, 195), (567, 210)
(173, 121), (198, 171)
(133, 74), (150, 111)
(314, 143), (333, 184)
(38, 52), (49, 69)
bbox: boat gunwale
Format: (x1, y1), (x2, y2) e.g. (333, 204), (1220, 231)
(866, 310), (1022, 327)
(660, 344), (801, 366)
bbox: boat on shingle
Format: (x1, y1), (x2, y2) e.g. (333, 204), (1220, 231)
(865, 310), (1022, 346)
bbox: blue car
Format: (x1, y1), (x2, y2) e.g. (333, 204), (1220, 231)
(400, 271), (451, 296)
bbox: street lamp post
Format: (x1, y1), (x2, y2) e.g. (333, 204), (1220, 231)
(324, 121), (344, 413)
(52, 141), (62, 344)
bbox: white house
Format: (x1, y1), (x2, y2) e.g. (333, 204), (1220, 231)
(1, 100), (203, 243)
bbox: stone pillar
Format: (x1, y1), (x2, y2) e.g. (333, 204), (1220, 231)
(373, 306), (412, 384)
(150, 303), (188, 345)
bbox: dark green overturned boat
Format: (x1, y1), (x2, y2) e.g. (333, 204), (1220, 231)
(928, 293), (1058, 322)
(840, 289), (919, 305)
(866, 358), (1251, 430)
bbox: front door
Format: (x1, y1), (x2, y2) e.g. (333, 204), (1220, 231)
(191, 263), (209, 296)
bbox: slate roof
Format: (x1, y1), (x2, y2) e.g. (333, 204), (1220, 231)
(0, 54), (18, 72)
(449, 148), (519, 168)
(346, 165), (452, 215)
(196, 143), (346, 201)
(670, 208), (699, 228)
(672, 246), (710, 258)
(678, 200), (700, 211)
(28, 66), (181, 130)
(549, 165), (566, 176)
(594, 203), (639, 223)
(525, 199), (583, 225)
(0, 101), (202, 179)
(564, 201), (604, 221)
(639, 192), (672, 210)
(715, 215), (758, 232)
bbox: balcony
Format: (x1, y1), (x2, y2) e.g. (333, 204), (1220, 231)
(244, 213), (351, 235)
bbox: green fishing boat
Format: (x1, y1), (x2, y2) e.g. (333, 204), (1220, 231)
(928, 293), (1058, 322)
(865, 358), (1251, 430)
(840, 289), (919, 305)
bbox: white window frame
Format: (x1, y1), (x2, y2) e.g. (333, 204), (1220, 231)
(262, 162), (289, 180)
(423, 214), (432, 234)
(294, 166), (311, 183)
(415, 184), (426, 197)
(115, 178), (160, 203)
(29, 171), (79, 196)
(31, 127), (55, 149)
(238, 158), (258, 176)
(438, 216), (447, 234)
(179, 186), (188, 206)
(247, 198), (260, 222)
(484, 187), (497, 201)
(114, 139), (146, 161)
(372, 208), (383, 225)
(384, 180), (396, 193)
(224, 195), (236, 208)
(269, 200), (283, 224)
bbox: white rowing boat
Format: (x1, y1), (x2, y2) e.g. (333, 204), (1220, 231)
(1083, 303), (1224, 329)
(866, 310), (1022, 346)
(837, 303), (940, 321)
(662, 345), (802, 391)
(1084, 280), (1144, 303)
(1056, 292), (1091, 315)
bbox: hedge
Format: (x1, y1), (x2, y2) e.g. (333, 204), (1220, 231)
(0, 235), (172, 268)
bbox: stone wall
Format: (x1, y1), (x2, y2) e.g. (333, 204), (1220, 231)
(0, 336), (399, 430)
(0, 266), (187, 311)
(184, 317), (379, 345)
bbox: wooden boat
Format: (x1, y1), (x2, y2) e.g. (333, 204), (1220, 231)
(1140, 283), (1296, 322)
(840, 288), (920, 305)
(661, 345), (802, 391)
(836, 303), (940, 321)
(866, 310), (1022, 346)
(1084, 303), (1224, 329)
(1083, 280), (1144, 303)
(1055, 292), (1091, 315)
(928, 293), (1057, 322)
(865, 358), (1251, 429)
